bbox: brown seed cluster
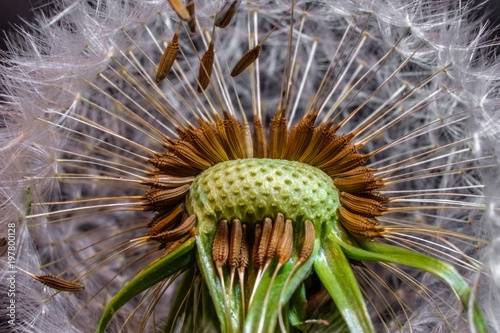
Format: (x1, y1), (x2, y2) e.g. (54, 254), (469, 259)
(213, 213), (315, 271)
(157, 0), (242, 86)
(211, 213), (315, 297)
(155, 30), (180, 83)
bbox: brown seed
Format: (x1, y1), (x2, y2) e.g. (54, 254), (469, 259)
(197, 120), (230, 162)
(269, 112), (288, 159)
(317, 144), (359, 169)
(156, 32), (180, 83)
(148, 202), (185, 234)
(252, 117), (268, 158)
(323, 152), (369, 175)
(215, 0), (241, 28)
(172, 141), (213, 169)
(265, 213), (285, 263)
(186, 0), (196, 32)
(229, 219), (243, 269)
(145, 174), (195, 188)
(237, 223), (249, 316)
(230, 45), (261, 77)
(298, 122), (334, 163)
(167, 0), (191, 21)
(197, 41), (215, 92)
(143, 184), (190, 211)
(333, 173), (384, 193)
(338, 206), (380, 238)
(212, 219), (229, 268)
(300, 220), (315, 262)
(308, 133), (353, 166)
(252, 223), (262, 267)
(0, 237), (7, 256)
(223, 112), (247, 159)
(339, 192), (387, 217)
(284, 114), (316, 160)
(33, 275), (84, 292)
(333, 166), (374, 178)
(148, 152), (198, 177)
(164, 234), (191, 255)
(239, 224), (249, 269)
(149, 214), (196, 242)
(256, 218), (272, 268)
(277, 219), (293, 265)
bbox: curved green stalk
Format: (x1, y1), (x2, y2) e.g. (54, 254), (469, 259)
(244, 240), (321, 333)
(96, 238), (196, 333)
(287, 284), (307, 328)
(314, 239), (375, 333)
(195, 230), (238, 333)
(338, 239), (487, 333)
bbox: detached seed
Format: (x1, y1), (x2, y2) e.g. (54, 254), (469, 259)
(167, 0), (190, 21)
(186, 1), (196, 32)
(197, 41), (215, 92)
(156, 32), (180, 83)
(0, 237), (6, 256)
(215, 0), (241, 28)
(33, 275), (84, 292)
(231, 45), (261, 77)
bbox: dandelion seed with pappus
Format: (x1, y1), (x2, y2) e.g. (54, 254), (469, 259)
(1, 0), (500, 332)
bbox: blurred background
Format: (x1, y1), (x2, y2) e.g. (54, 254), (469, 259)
(0, 0), (54, 55)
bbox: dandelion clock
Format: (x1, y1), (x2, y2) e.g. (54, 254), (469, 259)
(1, 0), (500, 332)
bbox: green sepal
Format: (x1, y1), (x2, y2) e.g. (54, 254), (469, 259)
(195, 230), (239, 333)
(340, 239), (487, 333)
(96, 237), (196, 333)
(243, 239), (321, 333)
(314, 239), (374, 333)
(288, 283), (307, 328)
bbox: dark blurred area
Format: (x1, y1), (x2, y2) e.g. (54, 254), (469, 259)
(0, 0), (500, 53)
(0, 0), (56, 53)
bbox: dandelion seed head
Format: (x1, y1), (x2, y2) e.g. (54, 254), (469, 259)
(1, 0), (500, 332)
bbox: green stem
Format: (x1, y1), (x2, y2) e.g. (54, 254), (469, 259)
(244, 240), (320, 333)
(314, 239), (375, 333)
(96, 238), (196, 333)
